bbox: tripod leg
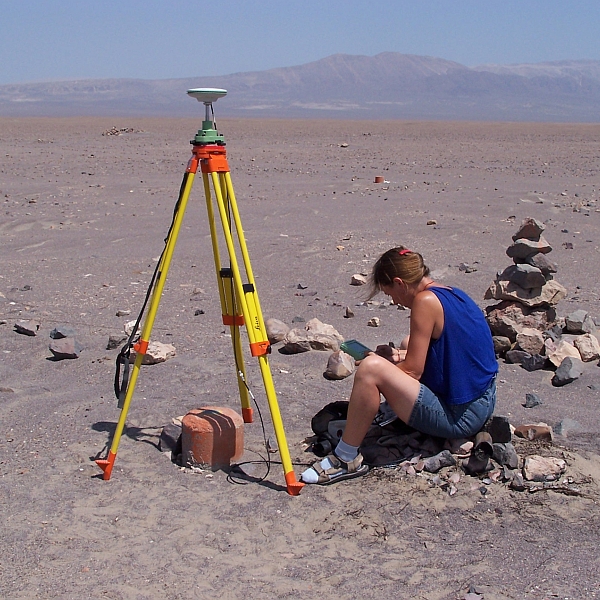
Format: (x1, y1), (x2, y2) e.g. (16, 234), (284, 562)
(97, 168), (198, 480)
(202, 173), (253, 423)
(209, 170), (304, 495)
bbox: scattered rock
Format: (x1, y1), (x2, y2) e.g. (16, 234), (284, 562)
(565, 309), (596, 334)
(116, 309), (131, 317)
(505, 349), (531, 365)
(265, 318), (290, 344)
(492, 335), (512, 356)
(552, 356), (584, 386)
(14, 320), (40, 336)
(484, 415), (512, 443)
(516, 327), (545, 355)
(344, 306), (355, 318)
(547, 339), (581, 367)
(486, 301), (557, 342)
(573, 333), (600, 361)
(523, 455), (566, 482)
(129, 341), (176, 365)
(49, 337), (83, 360)
(350, 274), (367, 286)
(50, 325), (77, 339)
(492, 442), (519, 468)
(367, 317), (380, 327)
(514, 423), (553, 442)
(305, 318), (344, 343)
(524, 393), (543, 408)
(281, 328), (312, 353)
(107, 333), (128, 350)
(521, 353), (548, 372)
(160, 422), (182, 455)
(423, 450), (456, 473)
(324, 350), (355, 380)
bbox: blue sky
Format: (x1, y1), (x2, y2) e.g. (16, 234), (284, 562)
(1, 1), (599, 85)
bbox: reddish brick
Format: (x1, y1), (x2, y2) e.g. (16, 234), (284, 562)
(181, 407), (244, 468)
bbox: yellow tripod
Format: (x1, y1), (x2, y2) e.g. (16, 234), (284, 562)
(96, 88), (304, 495)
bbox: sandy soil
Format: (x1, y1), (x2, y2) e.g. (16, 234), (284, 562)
(1, 117), (600, 600)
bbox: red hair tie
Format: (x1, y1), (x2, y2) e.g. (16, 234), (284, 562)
(398, 249), (412, 255)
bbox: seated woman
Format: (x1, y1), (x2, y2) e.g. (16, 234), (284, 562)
(302, 246), (498, 485)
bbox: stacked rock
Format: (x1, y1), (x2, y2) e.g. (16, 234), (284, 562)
(485, 218), (565, 350)
(484, 217), (599, 385)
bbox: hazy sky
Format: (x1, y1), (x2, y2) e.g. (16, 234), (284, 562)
(1, 0), (599, 85)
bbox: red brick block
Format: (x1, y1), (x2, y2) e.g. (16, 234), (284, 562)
(181, 407), (244, 469)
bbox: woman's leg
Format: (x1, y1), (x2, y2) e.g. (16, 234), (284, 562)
(342, 354), (421, 447)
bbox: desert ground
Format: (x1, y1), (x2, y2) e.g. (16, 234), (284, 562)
(1, 117), (600, 600)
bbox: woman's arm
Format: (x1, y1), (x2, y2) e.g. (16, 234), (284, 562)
(399, 291), (444, 380)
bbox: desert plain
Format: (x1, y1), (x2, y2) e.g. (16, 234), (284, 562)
(1, 117), (600, 599)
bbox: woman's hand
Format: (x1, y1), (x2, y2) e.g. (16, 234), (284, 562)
(374, 344), (406, 364)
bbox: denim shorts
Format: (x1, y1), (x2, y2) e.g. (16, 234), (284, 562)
(408, 377), (496, 439)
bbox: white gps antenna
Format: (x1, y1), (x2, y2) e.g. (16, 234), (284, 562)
(187, 88), (227, 145)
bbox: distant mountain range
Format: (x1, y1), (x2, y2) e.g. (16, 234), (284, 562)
(1, 53), (600, 121)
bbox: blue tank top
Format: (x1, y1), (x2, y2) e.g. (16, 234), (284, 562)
(420, 286), (497, 405)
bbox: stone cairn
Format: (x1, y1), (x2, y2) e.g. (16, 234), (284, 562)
(484, 217), (600, 386)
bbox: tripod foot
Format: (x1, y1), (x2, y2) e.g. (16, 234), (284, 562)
(242, 407), (254, 423)
(96, 451), (116, 481)
(285, 472), (305, 496)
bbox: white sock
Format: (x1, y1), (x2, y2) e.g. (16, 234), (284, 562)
(334, 439), (359, 462)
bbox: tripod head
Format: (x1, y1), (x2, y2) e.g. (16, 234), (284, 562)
(187, 88), (227, 145)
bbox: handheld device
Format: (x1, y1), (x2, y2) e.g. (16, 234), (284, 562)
(340, 339), (372, 361)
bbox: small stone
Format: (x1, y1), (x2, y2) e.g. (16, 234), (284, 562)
(116, 309), (131, 317)
(367, 317), (380, 327)
(423, 450), (456, 473)
(159, 422), (182, 455)
(524, 253), (558, 277)
(505, 349), (531, 365)
(523, 455), (566, 482)
(573, 333), (600, 361)
(324, 350), (355, 380)
(50, 325), (77, 339)
(350, 274), (367, 286)
(14, 320), (40, 336)
(497, 264), (546, 290)
(516, 328), (545, 355)
(344, 306), (355, 318)
(281, 328), (312, 353)
(129, 341), (176, 365)
(565, 309), (596, 334)
(521, 354), (548, 372)
(547, 339), (581, 367)
(514, 423), (553, 442)
(484, 415), (512, 444)
(512, 217), (545, 241)
(265, 318), (290, 344)
(506, 236), (552, 260)
(492, 336), (512, 357)
(49, 337), (83, 360)
(492, 442), (519, 469)
(509, 472), (526, 491)
(524, 393), (543, 408)
(107, 333), (128, 350)
(552, 356), (584, 387)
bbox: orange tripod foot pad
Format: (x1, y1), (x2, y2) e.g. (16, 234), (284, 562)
(285, 472), (305, 496)
(96, 451), (117, 481)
